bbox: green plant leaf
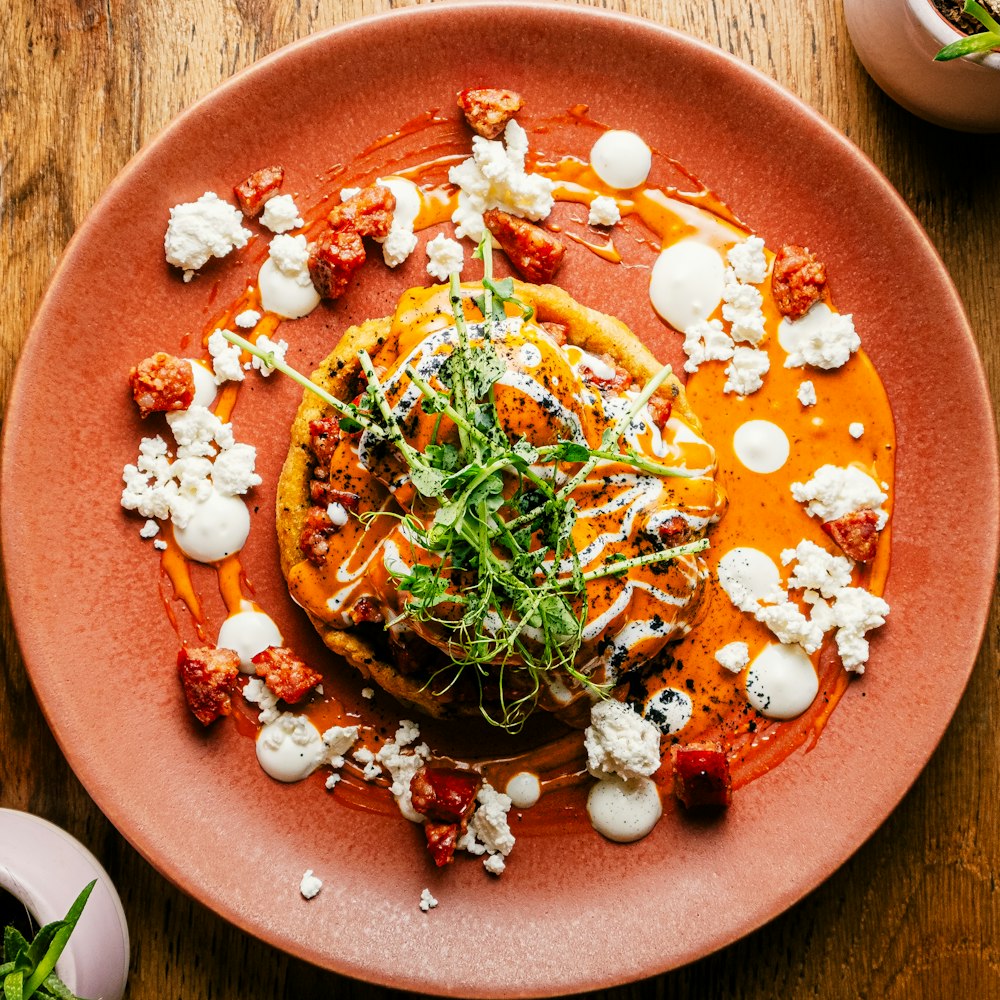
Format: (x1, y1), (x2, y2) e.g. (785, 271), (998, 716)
(966, 0), (1000, 33)
(39, 972), (77, 1000)
(934, 29), (1000, 60)
(4, 969), (24, 1000)
(21, 881), (94, 1000)
(3, 928), (29, 966)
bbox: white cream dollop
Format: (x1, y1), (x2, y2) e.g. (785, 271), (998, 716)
(717, 547), (782, 612)
(256, 713), (324, 782)
(649, 239), (725, 332)
(218, 606), (283, 673)
(733, 420), (790, 474)
(505, 771), (541, 809)
(258, 234), (320, 319)
(587, 775), (662, 843)
(173, 488), (250, 563)
(745, 642), (819, 719)
(590, 130), (652, 190)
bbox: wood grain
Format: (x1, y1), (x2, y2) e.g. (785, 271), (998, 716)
(1, 1), (998, 997)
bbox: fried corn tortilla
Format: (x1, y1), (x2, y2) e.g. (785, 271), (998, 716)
(277, 281), (706, 718)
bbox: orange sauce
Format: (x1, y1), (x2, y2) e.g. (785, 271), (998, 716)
(151, 106), (896, 808)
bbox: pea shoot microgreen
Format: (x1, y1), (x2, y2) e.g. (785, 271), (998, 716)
(1, 880), (95, 1000)
(224, 233), (709, 731)
(934, 0), (1000, 60)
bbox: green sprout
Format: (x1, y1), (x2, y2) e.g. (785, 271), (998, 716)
(934, 0), (1000, 60)
(223, 233), (710, 732)
(1, 881), (95, 1000)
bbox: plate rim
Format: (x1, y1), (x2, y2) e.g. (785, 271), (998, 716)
(2, 2), (998, 994)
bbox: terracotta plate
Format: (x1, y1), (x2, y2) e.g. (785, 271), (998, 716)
(2, 4), (997, 995)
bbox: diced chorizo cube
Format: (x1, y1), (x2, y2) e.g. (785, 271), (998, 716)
(822, 507), (880, 562)
(308, 416), (342, 466)
(308, 228), (367, 300)
(178, 646), (241, 726)
(410, 765), (482, 823)
(671, 741), (732, 809)
(647, 391), (673, 428)
(349, 596), (384, 625)
(483, 209), (566, 284)
(539, 321), (569, 346)
(771, 244), (827, 320)
(424, 821), (459, 867)
(327, 184), (395, 239)
(251, 646), (322, 703)
(656, 514), (688, 542)
(128, 352), (195, 418)
(457, 87), (524, 139)
(299, 506), (337, 565)
(234, 165), (285, 217)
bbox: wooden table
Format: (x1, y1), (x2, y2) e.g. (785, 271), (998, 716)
(1, 1), (998, 997)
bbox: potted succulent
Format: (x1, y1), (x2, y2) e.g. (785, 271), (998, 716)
(844, 0), (1000, 130)
(0, 810), (129, 1000)
(2, 882), (94, 999)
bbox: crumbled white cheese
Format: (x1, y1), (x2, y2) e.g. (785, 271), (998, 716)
(483, 853), (506, 876)
(463, 783), (515, 861)
(723, 346), (770, 396)
(381, 226), (418, 268)
(449, 120), (554, 241)
(715, 641), (750, 673)
(234, 309), (261, 329)
(849, 422), (864, 439)
(260, 194), (304, 234)
(588, 195), (621, 227)
(322, 725), (359, 761)
(682, 318), (734, 374)
(206, 329), (245, 385)
(783, 306), (860, 370)
(419, 888), (438, 912)
(791, 464), (888, 528)
(325, 773), (341, 790)
(722, 270), (766, 345)
(754, 600), (824, 653)
(250, 333), (288, 377)
(781, 539), (854, 598)
(167, 405), (231, 455)
(268, 234), (314, 286)
(164, 192), (251, 281)
(810, 587), (890, 672)
(139, 519), (160, 539)
(119, 406), (259, 528)
(242, 678), (280, 724)
(212, 443), (262, 496)
(797, 380), (817, 406)
(425, 234), (464, 281)
(153, 539), (167, 551)
(584, 699), (661, 780)
(374, 731), (431, 822)
(393, 720), (420, 748)
(353, 746), (376, 766)
(121, 437), (177, 522)
(361, 687), (375, 699)
(299, 870), (322, 899)
(727, 236), (768, 284)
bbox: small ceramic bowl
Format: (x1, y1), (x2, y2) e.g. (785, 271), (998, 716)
(0, 809), (129, 1000)
(844, 0), (1000, 131)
